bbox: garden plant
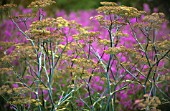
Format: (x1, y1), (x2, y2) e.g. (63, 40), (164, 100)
(0, 0), (170, 111)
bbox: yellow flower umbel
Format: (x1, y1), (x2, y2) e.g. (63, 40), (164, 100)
(55, 17), (69, 29)
(28, 0), (56, 8)
(0, 85), (10, 95)
(0, 4), (17, 10)
(104, 46), (127, 55)
(134, 12), (166, 29)
(97, 2), (145, 18)
(64, 58), (99, 79)
(134, 95), (161, 111)
(26, 17), (69, 40)
(1, 43), (37, 62)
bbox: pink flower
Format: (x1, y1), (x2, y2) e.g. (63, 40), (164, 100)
(76, 99), (84, 107)
(12, 83), (18, 88)
(143, 3), (150, 13)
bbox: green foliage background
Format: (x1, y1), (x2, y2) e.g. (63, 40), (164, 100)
(0, 0), (170, 21)
(1, 0), (170, 14)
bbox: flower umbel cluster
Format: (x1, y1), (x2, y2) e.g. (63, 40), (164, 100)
(28, 0), (56, 8)
(97, 2), (145, 18)
(0, 4), (17, 10)
(135, 94), (161, 111)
